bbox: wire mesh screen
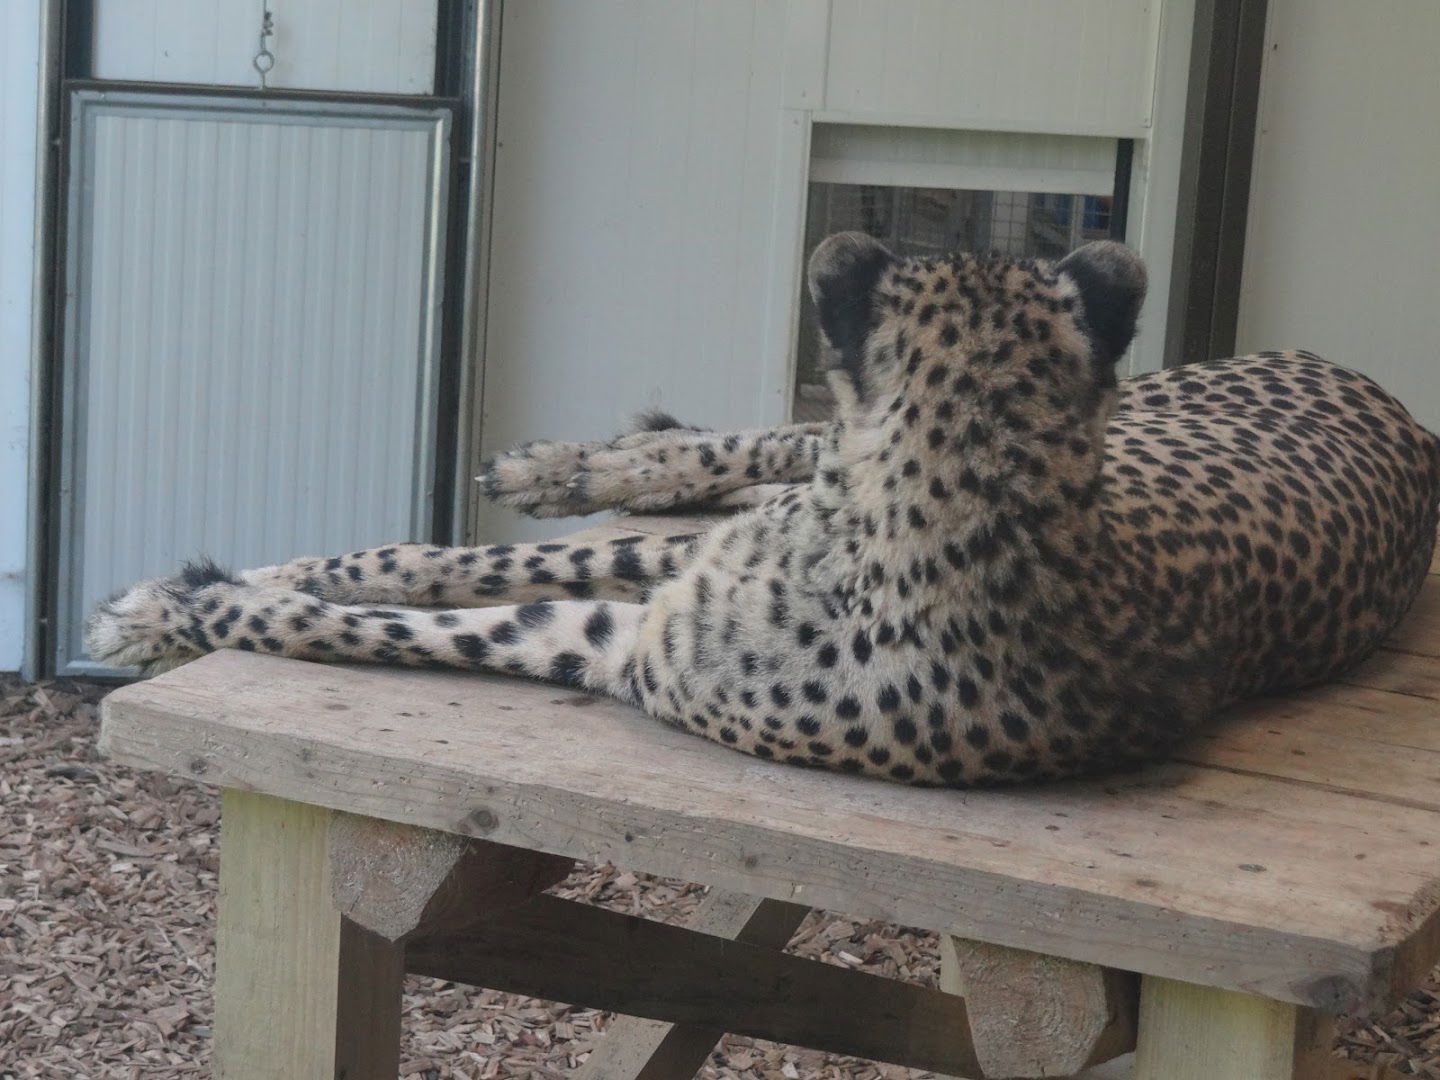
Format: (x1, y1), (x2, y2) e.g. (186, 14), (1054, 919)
(793, 184), (1114, 421)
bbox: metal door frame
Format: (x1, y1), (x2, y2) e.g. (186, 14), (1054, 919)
(1163, 0), (1269, 367)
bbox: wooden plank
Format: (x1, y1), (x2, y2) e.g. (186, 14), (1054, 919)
(332, 920), (406, 1078)
(1071, 1051), (1412, 1079)
(407, 893), (988, 1077)
(575, 891), (810, 1080)
(1339, 647), (1440, 700)
(940, 936), (1137, 1076)
(1078, 1057), (1134, 1079)
(1173, 688), (1440, 811)
(1131, 976), (1332, 1080)
(1388, 576), (1440, 657)
(215, 790), (403, 1080)
(1234, 682), (1440, 747)
(1327, 1060), (1415, 1080)
(101, 652), (1440, 1011)
(328, 813), (571, 942)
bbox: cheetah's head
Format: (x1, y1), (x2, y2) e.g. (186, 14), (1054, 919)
(807, 232), (1147, 430)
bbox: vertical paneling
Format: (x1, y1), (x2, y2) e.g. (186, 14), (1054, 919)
(822, 0), (1155, 136)
(1236, 0), (1440, 430)
(60, 96), (448, 671)
(93, 0), (437, 94)
(478, 0), (805, 542)
(0, 2), (40, 672)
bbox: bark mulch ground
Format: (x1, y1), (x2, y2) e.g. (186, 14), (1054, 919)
(2, 675), (1437, 1078)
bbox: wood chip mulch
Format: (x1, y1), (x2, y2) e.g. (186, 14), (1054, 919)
(2, 675), (1437, 1078)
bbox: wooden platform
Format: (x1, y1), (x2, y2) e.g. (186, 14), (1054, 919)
(98, 528), (1440, 1079)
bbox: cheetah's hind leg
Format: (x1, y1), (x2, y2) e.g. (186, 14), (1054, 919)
(237, 531), (705, 608)
(83, 561), (225, 674)
(707, 483), (804, 512)
(86, 561), (650, 697)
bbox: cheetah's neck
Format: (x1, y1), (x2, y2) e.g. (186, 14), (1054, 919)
(800, 389), (1116, 635)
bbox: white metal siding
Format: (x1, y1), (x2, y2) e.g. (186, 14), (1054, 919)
(59, 96), (448, 671)
(93, 0), (437, 94)
(1236, 1), (1440, 431)
(0, 3), (40, 672)
(820, 0), (1158, 136)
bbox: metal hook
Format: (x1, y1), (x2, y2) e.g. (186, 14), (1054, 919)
(253, 8), (275, 90)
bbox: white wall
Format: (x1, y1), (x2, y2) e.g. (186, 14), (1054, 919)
(475, 0), (1177, 542)
(1236, 1), (1440, 432)
(0, 3), (40, 673)
(477, 1), (818, 542)
(94, 0), (436, 94)
(819, 0), (1156, 137)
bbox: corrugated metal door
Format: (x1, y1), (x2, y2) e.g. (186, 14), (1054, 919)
(55, 91), (450, 675)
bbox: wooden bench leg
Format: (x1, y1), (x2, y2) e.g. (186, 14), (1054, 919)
(1132, 976), (1334, 1080)
(214, 789), (405, 1080)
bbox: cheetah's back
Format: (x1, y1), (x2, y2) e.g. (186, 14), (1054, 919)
(1104, 350), (1440, 702)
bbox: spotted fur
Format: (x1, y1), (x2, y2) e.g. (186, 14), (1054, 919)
(480, 417), (828, 518)
(87, 234), (1440, 787)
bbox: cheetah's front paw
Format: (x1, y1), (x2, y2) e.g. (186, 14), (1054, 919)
(481, 440), (733, 517)
(479, 414), (711, 518)
(478, 438), (603, 517)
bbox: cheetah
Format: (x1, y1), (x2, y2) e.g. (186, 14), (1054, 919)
(86, 234), (1440, 787)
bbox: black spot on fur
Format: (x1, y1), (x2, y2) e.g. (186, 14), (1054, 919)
(549, 652), (586, 687)
(584, 606), (615, 648)
(454, 634), (489, 662)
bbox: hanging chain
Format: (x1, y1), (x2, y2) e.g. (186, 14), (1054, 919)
(252, 6), (276, 90)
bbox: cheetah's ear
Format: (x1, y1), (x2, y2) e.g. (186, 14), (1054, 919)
(1057, 241), (1147, 365)
(808, 232), (896, 358)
